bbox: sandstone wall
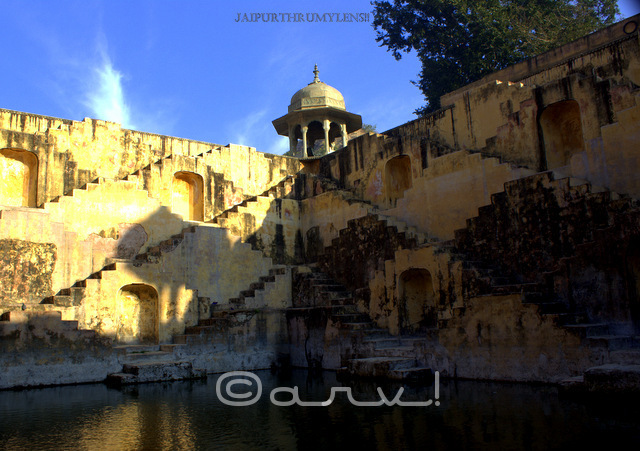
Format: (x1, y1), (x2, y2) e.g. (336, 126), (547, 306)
(0, 109), (301, 209)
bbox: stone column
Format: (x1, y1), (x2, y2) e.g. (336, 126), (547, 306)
(341, 123), (348, 148)
(288, 126), (297, 154)
(323, 119), (331, 154)
(302, 125), (308, 158)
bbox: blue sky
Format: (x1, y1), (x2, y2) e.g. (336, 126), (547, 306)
(2, 1), (639, 155)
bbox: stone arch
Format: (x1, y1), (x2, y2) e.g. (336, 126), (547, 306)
(385, 155), (412, 204)
(398, 268), (436, 333)
(306, 121), (325, 156)
(0, 148), (38, 207)
(329, 122), (342, 150)
(539, 100), (585, 169)
(172, 171), (204, 221)
(116, 283), (159, 344)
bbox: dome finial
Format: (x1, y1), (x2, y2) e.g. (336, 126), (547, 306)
(313, 64), (320, 83)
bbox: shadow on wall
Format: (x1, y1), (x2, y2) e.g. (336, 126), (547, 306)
(76, 206), (192, 346)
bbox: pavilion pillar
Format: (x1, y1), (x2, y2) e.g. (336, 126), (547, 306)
(302, 125), (308, 158)
(323, 119), (331, 153)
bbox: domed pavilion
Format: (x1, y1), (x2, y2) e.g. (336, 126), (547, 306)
(272, 65), (362, 158)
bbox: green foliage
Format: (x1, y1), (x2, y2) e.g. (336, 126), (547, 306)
(362, 123), (377, 132)
(372, 0), (620, 115)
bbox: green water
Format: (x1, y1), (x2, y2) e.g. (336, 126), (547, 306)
(0, 370), (639, 450)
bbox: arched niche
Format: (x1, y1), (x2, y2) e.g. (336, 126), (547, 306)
(116, 283), (159, 344)
(0, 148), (38, 207)
(539, 100), (585, 169)
(398, 268), (436, 334)
(385, 155), (412, 204)
(172, 171), (204, 221)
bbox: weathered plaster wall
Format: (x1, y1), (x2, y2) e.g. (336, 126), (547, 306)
(72, 224), (274, 343)
(382, 151), (535, 240)
(299, 190), (371, 259)
(0, 109), (301, 209)
(437, 294), (606, 382)
(175, 309), (290, 373)
(0, 207), (93, 309)
(367, 246), (460, 336)
(0, 311), (119, 389)
(217, 196), (303, 264)
(455, 171), (640, 325)
(314, 24), (640, 217)
(43, 179), (185, 251)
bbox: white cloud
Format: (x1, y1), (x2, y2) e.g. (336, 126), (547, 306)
(82, 43), (133, 128)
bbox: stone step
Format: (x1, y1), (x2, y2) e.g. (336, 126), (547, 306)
(527, 301), (567, 314)
(347, 357), (416, 378)
(361, 328), (395, 339)
(119, 351), (176, 364)
(159, 344), (184, 353)
(563, 323), (610, 338)
(491, 283), (543, 294)
(545, 312), (590, 326)
(339, 322), (375, 331)
(558, 375), (585, 391)
(363, 337), (400, 347)
(583, 364), (640, 393)
(332, 313), (371, 323)
(609, 349), (640, 365)
(198, 317), (231, 327)
(312, 283), (345, 292)
(114, 344), (161, 353)
(329, 296), (356, 306)
(388, 367), (434, 381)
(373, 346), (416, 358)
(106, 361), (206, 385)
(328, 305), (359, 315)
(584, 335), (637, 350)
(399, 337), (430, 347)
(185, 323), (229, 335)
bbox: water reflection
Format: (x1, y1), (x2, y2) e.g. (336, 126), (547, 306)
(0, 370), (639, 450)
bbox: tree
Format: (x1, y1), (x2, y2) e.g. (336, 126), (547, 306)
(372, 0), (619, 115)
(362, 123), (377, 132)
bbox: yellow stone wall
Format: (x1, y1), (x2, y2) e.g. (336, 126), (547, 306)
(367, 245), (461, 335)
(0, 207), (92, 306)
(70, 224), (277, 343)
(0, 14), (638, 365)
(0, 110), (301, 208)
(300, 190), (372, 252)
(382, 151), (535, 240)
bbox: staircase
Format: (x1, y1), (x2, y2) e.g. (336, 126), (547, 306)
(173, 265), (290, 345)
(447, 169), (640, 383)
(106, 344), (205, 385)
(291, 265), (432, 380)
